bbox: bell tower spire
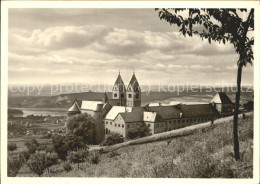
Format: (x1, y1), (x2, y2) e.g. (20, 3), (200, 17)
(126, 71), (141, 107)
(112, 71), (126, 106)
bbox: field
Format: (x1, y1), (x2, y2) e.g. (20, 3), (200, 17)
(16, 114), (253, 178)
(8, 117), (66, 153)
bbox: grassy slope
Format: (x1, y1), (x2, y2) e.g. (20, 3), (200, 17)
(18, 114), (253, 178)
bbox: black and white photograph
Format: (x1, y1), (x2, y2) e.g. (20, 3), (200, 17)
(1, 1), (259, 183)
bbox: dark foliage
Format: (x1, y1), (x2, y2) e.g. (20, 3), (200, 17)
(100, 132), (124, 146)
(68, 149), (88, 169)
(63, 162), (72, 172)
(24, 139), (40, 155)
(8, 123), (27, 136)
(8, 154), (24, 177)
(52, 134), (88, 161)
(243, 100), (253, 111)
(127, 122), (151, 140)
(8, 143), (17, 153)
(66, 113), (95, 144)
(27, 151), (47, 176)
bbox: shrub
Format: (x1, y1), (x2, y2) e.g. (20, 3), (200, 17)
(45, 152), (58, 175)
(27, 151), (47, 176)
(127, 122), (151, 140)
(63, 162), (72, 172)
(52, 134), (88, 161)
(20, 150), (30, 161)
(66, 113), (95, 144)
(243, 100), (253, 111)
(8, 154), (24, 177)
(89, 152), (100, 164)
(68, 149), (88, 169)
(24, 139), (39, 155)
(101, 132), (124, 146)
(8, 143), (17, 153)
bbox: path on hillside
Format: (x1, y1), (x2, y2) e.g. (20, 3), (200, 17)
(89, 112), (253, 152)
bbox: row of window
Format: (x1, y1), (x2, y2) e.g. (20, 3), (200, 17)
(105, 121), (125, 128)
(113, 93), (139, 99)
(163, 117), (211, 124)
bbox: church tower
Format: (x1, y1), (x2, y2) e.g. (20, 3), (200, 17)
(112, 71), (126, 106)
(126, 72), (141, 107)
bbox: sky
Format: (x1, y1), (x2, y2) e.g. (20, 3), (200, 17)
(8, 8), (254, 86)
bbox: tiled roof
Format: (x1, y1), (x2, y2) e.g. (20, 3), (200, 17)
(143, 111), (164, 122)
(210, 92), (233, 104)
(147, 106), (182, 119)
(104, 106), (133, 120)
(119, 107), (146, 122)
(178, 104), (217, 118)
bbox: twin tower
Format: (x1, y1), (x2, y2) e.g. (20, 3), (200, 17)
(109, 72), (141, 107)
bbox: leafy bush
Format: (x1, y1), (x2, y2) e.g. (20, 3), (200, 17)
(66, 113), (95, 144)
(8, 154), (24, 177)
(243, 100), (253, 111)
(45, 152), (58, 175)
(8, 143), (17, 153)
(68, 149), (88, 169)
(20, 150), (30, 161)
(100, 132), (124, 146)
(52, 134), (88, 161)
(127, 122), (151, 140)
(24, 139), (39, 155)
(27, 151), (47, 176)
(63, 162), (72, 172)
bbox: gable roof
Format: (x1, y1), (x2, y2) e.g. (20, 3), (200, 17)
(146, 106), (181, 119)
(178, 104), (217, 118)
(127, 74), (141, 92)
(104, 106), (133, 120)
(143, 111), (164, 122)
(118, 107), (146, 122)
(67, 101), (81, 112)
(81, 101), (104, 111)
(210, 92), (233, 104)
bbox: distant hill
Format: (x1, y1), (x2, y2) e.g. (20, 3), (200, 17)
(8, 88), (253, 109)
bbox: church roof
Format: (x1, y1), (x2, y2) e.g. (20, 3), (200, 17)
(67, 101), (81, 112)
(113, 74), (126, 91)
(104, 106), (133, 120)
(146, 106), (181, 120)
(143, 111), (164, 123)
(81, 101), (104, 111)
(117, 107), (145, 122)
(127, 74), (140, 92)
(210, 92), (233, 104)
(178, 104), (218, 118)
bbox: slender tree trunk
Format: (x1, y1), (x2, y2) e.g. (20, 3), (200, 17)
(233, 64), (243, 160)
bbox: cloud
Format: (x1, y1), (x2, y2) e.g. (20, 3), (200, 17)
(7, 9), (253, 86)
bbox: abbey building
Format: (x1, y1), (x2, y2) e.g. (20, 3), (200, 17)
(67, 72), (234, 144)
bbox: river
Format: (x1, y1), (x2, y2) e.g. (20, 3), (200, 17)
(11, 108), (67, 117)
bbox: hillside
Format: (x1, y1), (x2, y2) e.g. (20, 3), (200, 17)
(17, 113), (253, 177)
(8, 88), (253, 108)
